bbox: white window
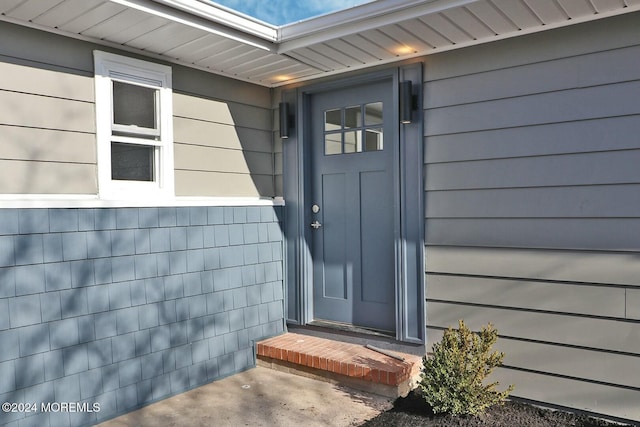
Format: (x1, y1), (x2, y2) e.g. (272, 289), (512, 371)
(94, 51), (174, 199)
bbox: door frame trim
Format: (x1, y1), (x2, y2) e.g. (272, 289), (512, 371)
(282, 64), (425, 344)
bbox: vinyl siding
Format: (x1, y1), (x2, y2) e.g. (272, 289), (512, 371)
(0, 21), (275, 198)
(423, 12), (640, 422)
(272, 89), (285, 198)
(172, 95), (274, 198)
(0, 51), (97, 194)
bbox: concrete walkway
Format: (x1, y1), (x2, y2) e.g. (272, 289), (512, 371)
(96, 366), (393, 427)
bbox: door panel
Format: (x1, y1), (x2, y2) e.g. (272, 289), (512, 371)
(310, 78), (396, 332)
(360, 170), (394, 304)
(321, 173), (347, 300)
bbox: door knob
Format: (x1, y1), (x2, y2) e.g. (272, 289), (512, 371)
(310, 220), (322, 229)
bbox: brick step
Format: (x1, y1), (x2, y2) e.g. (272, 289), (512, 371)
(256, 333), (423, 398)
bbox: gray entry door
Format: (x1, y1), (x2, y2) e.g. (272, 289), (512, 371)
(310, 78), (396, 332)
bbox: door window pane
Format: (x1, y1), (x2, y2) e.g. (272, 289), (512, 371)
(324, 133), (342, 155)
(113, 81), (157, 130)
(322, 102), (384, 155)
(344, 131), (358, 153)
(344, 106), (361, 129)
(324, 109), (341, 131)
(111, 142), (154, 181)
(364, 129), (383, 151)
(365, 102), (383, 126)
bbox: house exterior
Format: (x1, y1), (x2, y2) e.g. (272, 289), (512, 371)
(0, 0), (639, 425)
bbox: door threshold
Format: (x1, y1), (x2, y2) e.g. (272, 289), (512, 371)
(306, 319), (395, 338)
(288, 322), (425, 357)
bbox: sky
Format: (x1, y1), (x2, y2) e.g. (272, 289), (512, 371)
(212, 0), (374, 25)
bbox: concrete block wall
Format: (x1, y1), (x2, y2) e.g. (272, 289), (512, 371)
(0, 206), (285, 427)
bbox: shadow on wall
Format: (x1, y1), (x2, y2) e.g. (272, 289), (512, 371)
(0, 205), (286, 426)
(0, 42), (279, 199)
(172, 65), (279, 200)
(0, 57), (97, 195)
(1, 27), (286, 427)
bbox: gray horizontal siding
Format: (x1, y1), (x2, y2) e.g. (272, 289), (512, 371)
(173, 95), (272, 134)
(426, 246), (640, 288)
(0, 160), (97, 195)
(427, 328), (640, 391)
(425, 79), (640, 137)
(427, 275), (626, 318)
(424, 43), (640, 109)
(168, 76), (274, 198)
(0, 89), (94, 133)
(0, 24), (97, 196)
(426, 185), (640, 218)
(426, 218), (640, 251)
(0, 59), (94, 102)
(427, 301), (638, 354)
(426, 292), (640, 420)
(425, 115), (640, 164)
(0, 126), (95, 164)
(628, 289), (640, 320)
(173, 117), (272, 153)
(0, 20), (276, 198)
(426, 151), (640, 191)
(489, 368), (640, 422)
(272, 90), (284, 198)
(172, 97), (275, 197)
(423, 12), (640, 422)
(175, 145), (273, 175)
(0, 88), (97, 194)
(175, 171), (274, 198)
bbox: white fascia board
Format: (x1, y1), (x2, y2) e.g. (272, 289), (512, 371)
(154, 0), (278, 41)
(111, 0), (275, 51)
(277, 0), (481, 52)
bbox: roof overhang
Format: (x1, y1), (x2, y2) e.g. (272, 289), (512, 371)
(1, 0), (639, 87)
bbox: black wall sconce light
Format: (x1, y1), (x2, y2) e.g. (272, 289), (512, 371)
(279, 102), (293, 139)
(400, 80), (414, 124)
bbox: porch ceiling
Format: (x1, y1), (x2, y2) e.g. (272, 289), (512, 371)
(1, 0), (639, 87)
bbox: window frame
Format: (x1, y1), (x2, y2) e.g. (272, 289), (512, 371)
(94, 50), (174, 199)
(323, 102), (384, 155)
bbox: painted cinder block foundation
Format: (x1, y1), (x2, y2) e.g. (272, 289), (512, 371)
(0, 206), (284, 427)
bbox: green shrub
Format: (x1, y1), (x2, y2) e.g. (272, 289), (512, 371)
(419, 319), (514, 416)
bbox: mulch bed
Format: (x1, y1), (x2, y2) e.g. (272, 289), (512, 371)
(361, 390), (637, 427)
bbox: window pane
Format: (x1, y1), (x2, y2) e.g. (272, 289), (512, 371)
(324, 109), (341, 131)
(111, 142), (154, 181)
(364, 129), (383, 151)
(113, 81), (157, 130)
(365, 102), (383, 126)
(344, 106), (361, 129)
(344, 131), (358, 153)
(324, 133), (342, 155)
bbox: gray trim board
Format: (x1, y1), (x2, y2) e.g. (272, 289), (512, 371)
(398, 63), (425, 343)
